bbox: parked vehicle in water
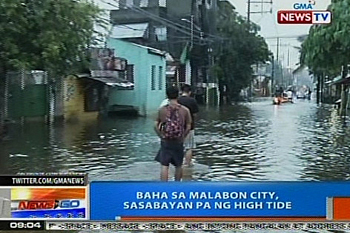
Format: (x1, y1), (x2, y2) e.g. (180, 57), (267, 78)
(285, 91), (293, 101)
(296, 90), (306, 99)
(296, 86), (311, 99)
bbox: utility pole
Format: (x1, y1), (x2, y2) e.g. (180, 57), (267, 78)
(276, 37), (280, 87)
(287, 43), (290, 86)
(248, 0), (273, 15)
(247, 0), (273, 100)
(248, 0), (251, 23)
(190, 15), (194, 49)
(248, 0), (252, 100)
(271, 54), (274, 95)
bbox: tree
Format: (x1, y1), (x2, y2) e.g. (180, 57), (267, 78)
(213, 1), (271, 101)
(301, 0), (350, 77)
(301, 0), (350, 111)
(0, 0), (101, 75)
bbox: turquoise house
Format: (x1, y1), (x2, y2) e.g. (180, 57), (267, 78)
(106, 39), (166, 116)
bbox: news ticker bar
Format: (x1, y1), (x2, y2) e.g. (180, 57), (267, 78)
(42, 221), (350, 231)
(0, 174), (87, 186)
(90, 182), (350, 220)
(3, 220), (350, 231)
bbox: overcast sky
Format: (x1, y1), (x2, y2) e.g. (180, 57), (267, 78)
(229, 0), (331, 69)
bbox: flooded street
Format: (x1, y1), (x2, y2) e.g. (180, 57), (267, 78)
(1, 98), (350, 182)
(0, 0), (344, 232)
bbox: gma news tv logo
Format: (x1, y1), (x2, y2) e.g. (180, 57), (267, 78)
(293, 0), (316, 10)
(278, 11), (331, 24)
(278, 0), (331, 24)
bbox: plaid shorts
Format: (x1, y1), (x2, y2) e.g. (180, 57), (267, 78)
(184, 130), (196, 150)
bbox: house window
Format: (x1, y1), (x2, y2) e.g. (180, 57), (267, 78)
(155, 27), (167, 41)
(140, 0), (148, 7)
(159, 0), (166, 7)
(126, 64), (135, 90)
(126, 64), (134, 83)
(158, 66), (163, 90)
(85, 85), (101, 112)
(151, 65), (156, 90)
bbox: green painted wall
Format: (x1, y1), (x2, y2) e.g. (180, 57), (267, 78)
(107, 39), (166, 116)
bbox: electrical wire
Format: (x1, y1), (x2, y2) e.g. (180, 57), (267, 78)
(104, 0), (226, 42)
(103, 0), (205, 41)
(114, 24), (203, 40)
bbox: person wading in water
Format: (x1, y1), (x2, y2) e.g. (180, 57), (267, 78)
(178, 84), (199, 166)
(154, 86), (192, 181)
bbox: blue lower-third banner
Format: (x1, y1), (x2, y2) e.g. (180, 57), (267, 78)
(89, 182), (350, 221)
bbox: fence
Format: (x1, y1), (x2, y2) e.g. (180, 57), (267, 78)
(3, 70), (49, 120)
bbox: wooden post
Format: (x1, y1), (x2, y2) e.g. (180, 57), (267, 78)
(340, 84), (347, 117)
(340, 65), (348, 116)
(321, 73), (324, 103)
(316, 74), (320, 104)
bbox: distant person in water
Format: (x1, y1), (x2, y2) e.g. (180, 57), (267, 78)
(178, 84), (199, 166)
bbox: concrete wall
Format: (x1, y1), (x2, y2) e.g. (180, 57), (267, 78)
(167, 0), (193, 18)
(63, 76), (98, 121)
(107, 39), (166, 116)
(0, 188), (11, 218)
(110, 7), (166, 25)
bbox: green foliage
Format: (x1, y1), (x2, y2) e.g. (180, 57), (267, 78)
(301, 0), (350, 77)
(214, 2), (271, 99)
(0, 0), (101, 75)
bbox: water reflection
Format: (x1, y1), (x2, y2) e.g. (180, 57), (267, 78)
(1, 98), (350, 182)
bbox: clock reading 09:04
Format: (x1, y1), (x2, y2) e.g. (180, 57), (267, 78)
(9, 221), (43, 229)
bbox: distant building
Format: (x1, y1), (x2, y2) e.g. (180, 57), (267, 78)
(292, 65), (313, 88)
(252, 63), (271, 97)
(107, 0), (218, 102)
(63, 74), (104, 121)
(63, 48), (133, 121)
(107, 38), (166, 116)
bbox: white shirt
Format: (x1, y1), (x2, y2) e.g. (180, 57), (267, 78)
(159, 99), (169, 108)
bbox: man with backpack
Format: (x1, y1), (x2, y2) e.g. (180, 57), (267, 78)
(178, 84), (199, 166)
(154, 86), (192, 181)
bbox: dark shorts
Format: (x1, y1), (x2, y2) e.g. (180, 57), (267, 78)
(155, 140), (184, 167)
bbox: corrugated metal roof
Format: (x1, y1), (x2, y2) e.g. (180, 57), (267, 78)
(165, 53), (174, 62)
(89, 77), (134, 87)
(292, 65), (307, 74)
(332, 76), (350, 85)
(109, 38), (166, 56)
(77, 75), (134, 88)
(110, 23), (149, 39)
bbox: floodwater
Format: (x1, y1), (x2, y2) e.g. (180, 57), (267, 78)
(2, 97), (350, 182)
(1, 97), (350, 233)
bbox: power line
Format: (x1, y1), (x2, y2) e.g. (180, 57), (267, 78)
(114, 24), (202, 40)
(247, 0), (273, 99)
(264, 35), (307, 39)
(105, 1), (209, 42)
(104, 0), (226, 42)
(269, 44), (293, 46)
